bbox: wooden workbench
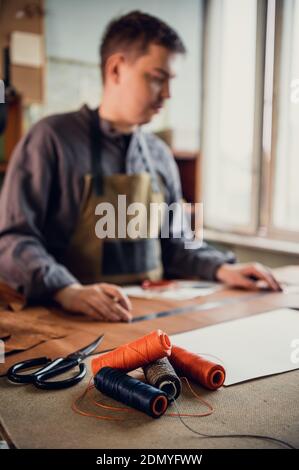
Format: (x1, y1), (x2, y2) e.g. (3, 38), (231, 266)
(0, 265), (299, 449)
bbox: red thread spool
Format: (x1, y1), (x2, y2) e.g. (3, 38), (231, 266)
(91, 330), (171, 376)
(169, 346), (225, 390)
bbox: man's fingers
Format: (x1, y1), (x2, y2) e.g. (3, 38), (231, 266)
(100, 292), (132, 322)
(235, 277), (258, 290)
(79, 300), (105, 321)
(100, 284), (132, 311)
(111, 302), (132, 322)
(87, 294), (129, 322)
(243, 265), (279, 291)
(87, 295), (115, 320)
(215, 262), (283, 292)
(265, 270), (283, 291)
(58, 284), (132, 321)
(251, 266), (278, 291)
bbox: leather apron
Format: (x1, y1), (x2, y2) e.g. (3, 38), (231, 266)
(63, 114), (165, 285)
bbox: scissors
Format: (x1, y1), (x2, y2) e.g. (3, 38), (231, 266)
(6, 334), (104, 390)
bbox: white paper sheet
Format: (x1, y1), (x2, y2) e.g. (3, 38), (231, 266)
(170, 308), (299, 385)
(11, 32), (43, 68)
(123, 281), (220, 300)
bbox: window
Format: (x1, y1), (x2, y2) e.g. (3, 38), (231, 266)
(271, 0), (299, 237)
(201, 0), (264, 232)
(201, 0), (299, 244)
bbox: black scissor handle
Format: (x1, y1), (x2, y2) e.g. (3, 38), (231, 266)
(7, 356), (87, 389)
(7, 357), (51, 384)
(34, 362), (87, 390)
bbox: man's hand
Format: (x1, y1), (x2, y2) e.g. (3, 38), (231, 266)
(216, 262), (282, 291)
(53, 282), (133, 322)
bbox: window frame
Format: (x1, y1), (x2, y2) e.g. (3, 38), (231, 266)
(266, 0), (299, 242)
(200, 0), (268, 236)
(200, 0), (299, 245)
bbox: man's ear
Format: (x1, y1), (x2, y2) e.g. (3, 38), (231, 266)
(105, 53), (125, 84)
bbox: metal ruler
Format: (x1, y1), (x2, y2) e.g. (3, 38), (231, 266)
(131, 291), (268, 323)
(94, 291), (269, 355)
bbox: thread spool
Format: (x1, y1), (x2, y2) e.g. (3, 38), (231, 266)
(143, 357), (182, 401)
(91, 330), (171, 375)
(169, 346), (225, 390)
(94, 367), (169, 419)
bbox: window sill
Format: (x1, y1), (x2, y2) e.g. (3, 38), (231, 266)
(204, 229), (299, 256)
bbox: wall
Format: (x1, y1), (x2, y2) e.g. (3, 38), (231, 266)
(211, 241), (299, 269)
(37, 0), (202, 151)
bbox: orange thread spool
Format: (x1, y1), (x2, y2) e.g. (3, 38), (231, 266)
(169, 345), (225, 390)
(91, 330), (171, 375)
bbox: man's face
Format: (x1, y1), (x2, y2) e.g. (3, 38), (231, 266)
(114, 44), (180, 125)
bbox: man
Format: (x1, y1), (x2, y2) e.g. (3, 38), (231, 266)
(0, 11), (281, 322)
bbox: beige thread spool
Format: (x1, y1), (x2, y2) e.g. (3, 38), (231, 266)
(143, 357), (182, 401)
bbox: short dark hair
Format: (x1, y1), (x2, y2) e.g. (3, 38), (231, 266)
(100, 10), (186, 81)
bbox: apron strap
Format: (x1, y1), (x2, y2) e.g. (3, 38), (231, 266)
(90, 110), (104, 196)
(137, 129), (161, 193)
(89, 110), (161, 195)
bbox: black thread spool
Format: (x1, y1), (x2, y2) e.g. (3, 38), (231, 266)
(143, 357), (182, 401)
(94, 367), (169, 419)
